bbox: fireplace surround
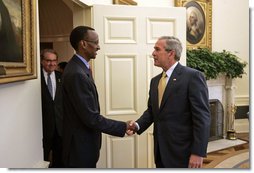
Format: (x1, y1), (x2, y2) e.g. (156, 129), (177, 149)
(209, 99), (224, 141)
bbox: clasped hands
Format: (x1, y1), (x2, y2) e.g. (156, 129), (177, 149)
(126, 120), (137, 135)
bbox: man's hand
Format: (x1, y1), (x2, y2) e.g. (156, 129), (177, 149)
(188, 154), (203, 168)
(126, 120), (138, 135)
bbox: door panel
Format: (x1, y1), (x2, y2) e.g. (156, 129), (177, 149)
(91, 4), (186, 168)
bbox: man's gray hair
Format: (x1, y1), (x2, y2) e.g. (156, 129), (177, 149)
(158, 36), (182, 61)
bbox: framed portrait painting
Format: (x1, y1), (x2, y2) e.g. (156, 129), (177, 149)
(0, 0), (37, 84)
(175, 0), (212, 49)
(113, 0), (137, 5)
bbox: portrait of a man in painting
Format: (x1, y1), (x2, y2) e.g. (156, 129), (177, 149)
(0, 0), (22, 62)
(185, 1), (205, 44)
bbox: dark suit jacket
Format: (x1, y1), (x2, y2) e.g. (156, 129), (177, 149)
(41, 69), (63, 160)
(136, 63), (210, 168)
(62, 55), (127, 168)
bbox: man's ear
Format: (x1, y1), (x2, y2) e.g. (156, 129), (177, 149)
(80, 40), (87, 49)
(170, 50), (176, 57)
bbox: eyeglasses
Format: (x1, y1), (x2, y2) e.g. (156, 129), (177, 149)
(43, 59), (57, 63)
(83, 39), (99, 46)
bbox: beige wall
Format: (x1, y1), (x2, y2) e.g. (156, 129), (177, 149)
(212, 0), (249, 106)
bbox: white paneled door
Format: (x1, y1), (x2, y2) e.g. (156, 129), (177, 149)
(91, 4), (186, 168)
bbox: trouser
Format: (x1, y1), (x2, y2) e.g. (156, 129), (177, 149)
(44, 132), (63, 168)
(155, 145), (165, 168)
(50, 134), (63, 168)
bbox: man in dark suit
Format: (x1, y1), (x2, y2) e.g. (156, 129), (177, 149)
(127, 36), (210, 168)
(62, 26), (135, 168)
(41, 49), (63, 167)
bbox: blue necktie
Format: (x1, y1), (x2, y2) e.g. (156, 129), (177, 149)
(47, 73), (53, 98)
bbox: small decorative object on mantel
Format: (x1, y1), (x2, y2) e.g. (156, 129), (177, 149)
(227, 129), (237, 140)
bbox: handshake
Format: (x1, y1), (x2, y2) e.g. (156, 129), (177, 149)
(126, 120), (138, 136)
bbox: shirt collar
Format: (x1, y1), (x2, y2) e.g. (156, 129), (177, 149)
(165, 61), (178, 78)
(42, 68), (55, 76)
(76, 53), (90, 69)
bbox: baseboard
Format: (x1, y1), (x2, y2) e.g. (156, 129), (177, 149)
(32, 160), (49, 168)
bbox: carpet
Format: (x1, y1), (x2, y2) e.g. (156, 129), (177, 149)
(214, 149), (249, 168)
(203, 142), (249, 168)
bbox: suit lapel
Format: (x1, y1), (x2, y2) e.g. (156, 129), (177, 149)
(54, 72), (61, 100)
(72, 55), (100, 110)
(159, 63), (183, 111)
(73, 55), (93, 81)
(153, 75), (161, 113)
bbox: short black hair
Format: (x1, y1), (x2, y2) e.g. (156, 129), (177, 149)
(69, 26), (95, 51)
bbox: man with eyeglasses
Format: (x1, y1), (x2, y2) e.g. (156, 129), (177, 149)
(40, 49), (64, 167)
(61, 26), (136, 168)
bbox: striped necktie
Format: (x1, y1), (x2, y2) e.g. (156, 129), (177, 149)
(47, 73), (53, 98)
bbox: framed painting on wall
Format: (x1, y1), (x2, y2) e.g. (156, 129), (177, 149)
(175, 0), (212, 49)
(0, 0), (37, 84)
(113, 0), (137, 5)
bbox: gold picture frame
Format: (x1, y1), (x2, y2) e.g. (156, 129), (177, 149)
(113, 0), (137, 5)
(0, 0), (37, 84)
(175, 0), (212, 49)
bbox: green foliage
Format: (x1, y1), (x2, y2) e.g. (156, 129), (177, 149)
(186, 48), (247, 80)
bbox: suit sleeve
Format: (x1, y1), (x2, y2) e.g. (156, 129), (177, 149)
(189, 71), (210, 157)
(136, 79), (155, 134)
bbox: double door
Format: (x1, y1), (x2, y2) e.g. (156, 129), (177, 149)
(90, 4), (186, 168)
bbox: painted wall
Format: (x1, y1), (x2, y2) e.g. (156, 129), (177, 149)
(212, 0), (249, 106)
(0, 2), (44, 168)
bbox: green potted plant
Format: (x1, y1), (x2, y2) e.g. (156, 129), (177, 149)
(186, 48), (247, 80)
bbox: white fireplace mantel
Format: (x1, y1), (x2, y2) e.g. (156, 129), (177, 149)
(207, 75), (226, 106)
